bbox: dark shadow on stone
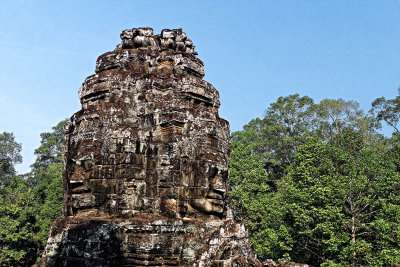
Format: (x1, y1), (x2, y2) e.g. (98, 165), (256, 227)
(45, 221), (123, 267)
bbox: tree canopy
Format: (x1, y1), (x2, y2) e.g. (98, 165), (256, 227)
(0, 120), (65, 266)
(0, 132), (22, 186)
(229, 94), (400, 266)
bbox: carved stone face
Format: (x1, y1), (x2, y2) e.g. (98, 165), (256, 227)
(189, 173), (227, 215)
(64, 27), (231, 219)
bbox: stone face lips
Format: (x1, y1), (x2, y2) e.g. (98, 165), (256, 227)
(40, 27), (261, 266)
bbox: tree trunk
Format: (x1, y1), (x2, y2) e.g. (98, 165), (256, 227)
(352, 214), (356, 267)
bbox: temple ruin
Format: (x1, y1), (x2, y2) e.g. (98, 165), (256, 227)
(40, 27), (261, 266)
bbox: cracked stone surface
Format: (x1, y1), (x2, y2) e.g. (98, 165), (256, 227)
(40, 27), (262, 267)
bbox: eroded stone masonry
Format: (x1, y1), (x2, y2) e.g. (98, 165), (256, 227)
(40, 28), (262, 266)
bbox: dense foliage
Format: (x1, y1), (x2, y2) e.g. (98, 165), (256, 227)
(229, 93), (400, 265)
(0, 132), (22, 186)
(0, 121), (65, 266)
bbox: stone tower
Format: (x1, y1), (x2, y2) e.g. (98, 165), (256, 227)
(40, 28), (261, 266)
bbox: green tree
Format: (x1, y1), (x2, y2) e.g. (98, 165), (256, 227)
(315, 98), (378, 142)
(29, 119), (67, 186)
(229, 95), (321, 261)
(232, 94), (316, 181)
(30, 120), (66, 251)
(0, 176), (39, 266)
(231, 95), (376, 182)
(279, 129), (400, 265)
(228, 141), (292, 260)
(229, 95), (394, 264)
(0, 121), (66, 265)
(33, 163), (63, 246)
(371, 88), (400, 133)
(32, 119), (66, 170)
(0, 132), (22, 186)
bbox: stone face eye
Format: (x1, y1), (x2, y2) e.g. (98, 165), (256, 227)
(82, 160), (93, 171)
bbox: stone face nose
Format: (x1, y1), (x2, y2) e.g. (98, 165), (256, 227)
(39, 27), (262, 267)
(211, 175), (226, 191)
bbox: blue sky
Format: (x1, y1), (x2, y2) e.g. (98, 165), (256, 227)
(1, 0), (400, 173)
